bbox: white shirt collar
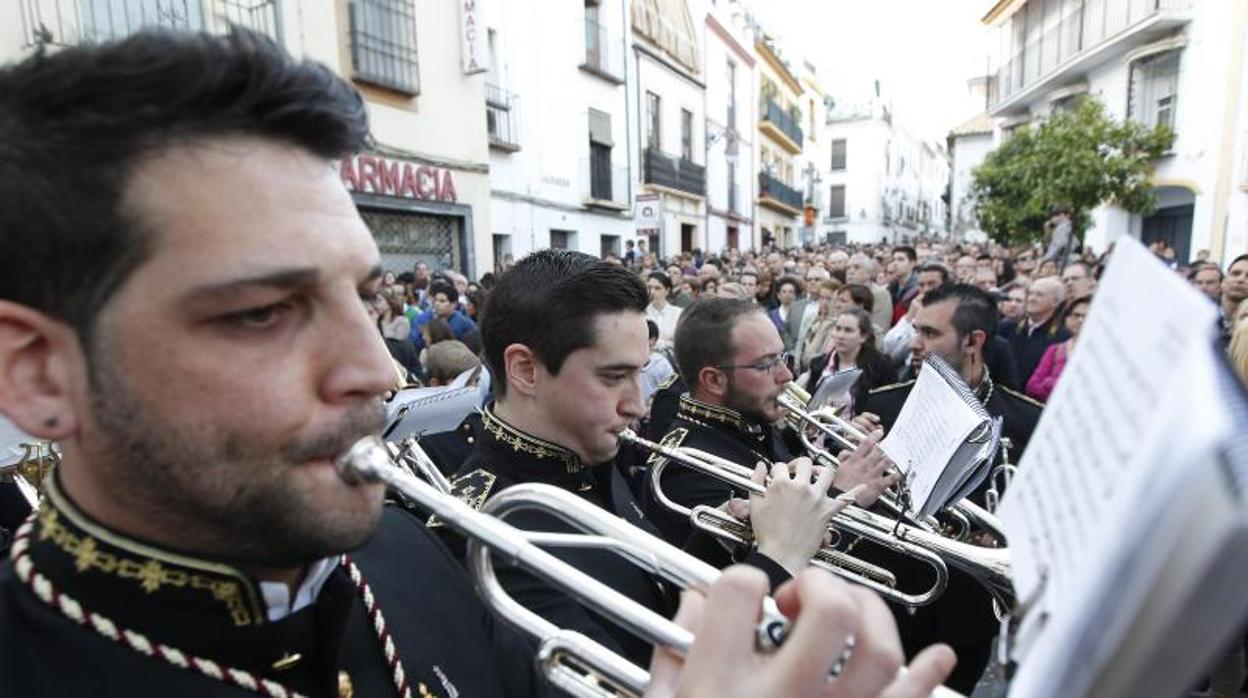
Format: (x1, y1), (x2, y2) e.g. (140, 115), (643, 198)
(258, 556), (339, 622)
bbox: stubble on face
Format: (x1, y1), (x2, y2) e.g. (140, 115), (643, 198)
(85, 333), (387, 566)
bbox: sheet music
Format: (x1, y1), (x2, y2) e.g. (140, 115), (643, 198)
(810, 367), (862, 409)
(998, 238), (1220, 697)
(383, 384), (481, 441)
(878, 363), (982, 513)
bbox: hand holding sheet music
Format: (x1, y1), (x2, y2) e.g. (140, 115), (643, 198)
(877, 356), (997, 517)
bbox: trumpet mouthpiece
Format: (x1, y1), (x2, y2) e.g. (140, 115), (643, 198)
(336, 436), (389, 486)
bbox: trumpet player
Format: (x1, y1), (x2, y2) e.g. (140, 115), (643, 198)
(436, 250), (846, 667)
(647, 298), (900, 560)
(859, 283), (1042, 692)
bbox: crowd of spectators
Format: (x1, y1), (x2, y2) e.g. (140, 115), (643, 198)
(370, 236), (1248, 404)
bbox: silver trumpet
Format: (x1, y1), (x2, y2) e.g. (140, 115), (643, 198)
(780, 383), (1007, 546)
(339, 435), (785, 697)
(622, 428), (950, 608)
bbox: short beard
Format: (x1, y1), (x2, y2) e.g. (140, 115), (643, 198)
(724, 375), (772, 426)
(84, 339), (386, 568)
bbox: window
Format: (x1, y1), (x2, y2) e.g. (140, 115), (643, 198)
(1129, 50), (1180, 132)
(727, 61), (737, 129)
(681, 109), (693, 161)
(601, 235), (621, 258)
(348, 0), (420, 95)
(830, 139), (847, 170)
(828, 185), (846, 219)
(589, 109), (614, 200)
(550, 229), (575, 250)
(647, 92), (662, 151)
(492, 234), (512, 271)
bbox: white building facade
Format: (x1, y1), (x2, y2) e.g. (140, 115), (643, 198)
(8, 0), (495, 277)
(699, 1), (757, 255)
(483, 0), (634, 266)
(947, 113), (996, 240)
(822, 97), (951, 245)
(984, 0), (1248, 263)
(630, 0), (707, 259)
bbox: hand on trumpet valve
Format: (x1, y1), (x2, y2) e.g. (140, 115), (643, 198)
(646, 566), (957, 698)
(748, 458), (840, 578)
(832, 431), (900, 508)
(850, 412), (882, 438)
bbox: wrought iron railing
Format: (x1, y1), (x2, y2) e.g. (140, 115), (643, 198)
(643, 148), (705, 197)
(17, 0), (281, 47)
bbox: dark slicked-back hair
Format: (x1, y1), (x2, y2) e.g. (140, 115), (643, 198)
(0, 28), (369, 342)
(673, 298), (763, 387)
(482, 249), (648, 396)
(920, 283), (1000, 340)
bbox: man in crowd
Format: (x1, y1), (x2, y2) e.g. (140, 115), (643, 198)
(1220, 254), (1248, 346)
(1060, 261), (1096, 301)
(666, 263), (694, 307)
(882, 263), (951, 365)
(849, 253), (895, 332)
(410, 280), (479, 353)
(889, 245), (920, 325)
(1043, 205), (1074, 265)
(860, 283), (1042, 692)
(0, 28), (951, 698)
(1190, 263), (1223, 304)
(648, 298), (899, 556)
(1002, 276), (1069, 383)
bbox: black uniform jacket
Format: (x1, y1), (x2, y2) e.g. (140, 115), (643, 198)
(857, 371), (1042, 693)
(0, 475), (538, 697)
(643, 394), (799, 581)
(433, 405), (675, 668)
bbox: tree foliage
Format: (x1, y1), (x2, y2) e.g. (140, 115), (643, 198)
(969, 98), (1174, 247)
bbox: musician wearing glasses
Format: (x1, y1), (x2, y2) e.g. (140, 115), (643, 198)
(647, 299), (899, 563)
(0, 30), (954, 698)
(859, 283), (1042, 693)
(435, 251), (845, 667)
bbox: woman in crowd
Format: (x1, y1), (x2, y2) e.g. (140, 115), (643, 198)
(794, 279), (842, 373)
(804, 307), (894, 416)
(1228, 298), (1248, 385)
(1025, 294), (1090, 401)
(836, 283), (885, 346)
(378, 288), (412, 341)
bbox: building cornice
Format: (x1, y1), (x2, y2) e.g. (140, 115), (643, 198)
(755, 41), (803, 96)
(981, 0), (1026, 26)
(706, 13), (755, 68)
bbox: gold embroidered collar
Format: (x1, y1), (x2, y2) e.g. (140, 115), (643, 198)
(676, 394), (760, 436)
(480, 405), (583, 473)
(30, 475), (267, 627)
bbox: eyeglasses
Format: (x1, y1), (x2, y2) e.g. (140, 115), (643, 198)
(717, 351), (795, 375)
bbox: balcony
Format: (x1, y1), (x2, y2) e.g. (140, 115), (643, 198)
(486, 83), (520, 152)
(581, 18), (626, 84)
(18, 0), (281, 47)
(759, 98), (803, 154)
(582, 158), (630, 211)
(991, 0), (1193, 117)
(643, 149), (706, 198)
(757, 172), (803, 216)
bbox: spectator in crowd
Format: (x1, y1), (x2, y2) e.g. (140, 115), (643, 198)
(666, 263), (694, 307)
(410, 280), (478, 352)
(1025, 295), (1090, 402)
(378, 287), (411, 341)
(424, 339), (482, 386)
(640, 320), (676, 406)
(739, 270), (760, 304)
(954, 255), (976, 283)
(716, 281), (750, 300)
(755, 270), (777, 309)
(1003, 276), (1070, 384)
(889, 245), (920, 324)
(768, 276), (805, 351)
(700, 277), (719, 297)
(1036, 258), (1059, 279)
(848, 253), (895, 332)
(837, 283), (886, 346)
(804, 307), (895, 416)
(1189, 263), (1223, 303)
(973, 267), (998, 293)
(1042, 205), (1074, 264)
(645, 271), (682, 354)
(1220, 254), (1248, 346)
(826, 250), (850, 276)
(624, 239), (637, 266)
(794, 279), (842, 373)
(464, 289), (486, 323)
(1060, 261), (1096, 301)
(1228, 298), (1248, 386)
(883, 263), (950, 365)
(998, 282), (1027, 327)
